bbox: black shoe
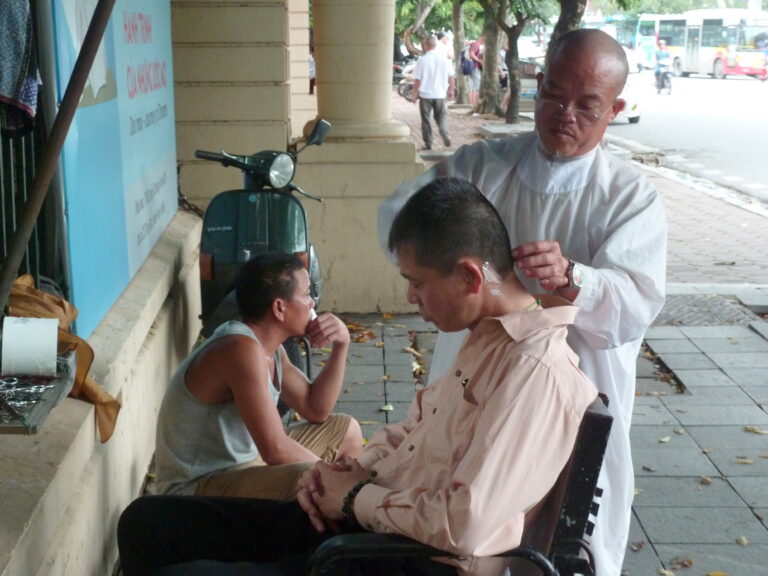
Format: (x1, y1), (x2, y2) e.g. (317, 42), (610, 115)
(420, 145), (432, 151)
(443, 138), (451, 148)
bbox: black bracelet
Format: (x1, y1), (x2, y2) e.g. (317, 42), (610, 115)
(341, 479), (372, 527)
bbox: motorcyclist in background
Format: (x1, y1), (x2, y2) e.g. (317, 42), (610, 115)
(654, 39), (671, 92)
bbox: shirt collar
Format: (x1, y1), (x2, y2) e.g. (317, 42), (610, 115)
(472, 295), (579, 343)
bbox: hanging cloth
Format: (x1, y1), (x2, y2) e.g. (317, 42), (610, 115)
(7, 274), (120, 442)
(0, 0), (40, 132)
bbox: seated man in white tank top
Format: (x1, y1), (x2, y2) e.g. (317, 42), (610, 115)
(154, 252), (362, 499)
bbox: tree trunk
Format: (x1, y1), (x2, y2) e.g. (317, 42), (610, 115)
(552, 0), (586, 42)
(452, 1), (469, 106)
(476, 17), (499, 115)
(502, 12), (529, 124)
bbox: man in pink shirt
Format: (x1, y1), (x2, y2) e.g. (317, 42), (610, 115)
(118, 177), (597, 576)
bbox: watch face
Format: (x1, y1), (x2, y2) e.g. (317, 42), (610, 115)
(571, 262), (585, 288)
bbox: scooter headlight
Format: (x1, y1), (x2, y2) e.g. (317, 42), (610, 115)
(268, 153), (295, 189)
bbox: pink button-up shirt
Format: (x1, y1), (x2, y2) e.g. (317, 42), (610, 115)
(355, 301), (598, 576)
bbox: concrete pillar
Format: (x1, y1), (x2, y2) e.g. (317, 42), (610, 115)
(311, 0), (409, 139)
(293, 0), (423, 313)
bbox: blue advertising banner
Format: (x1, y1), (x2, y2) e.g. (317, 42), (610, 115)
(52, 0), (177, 338)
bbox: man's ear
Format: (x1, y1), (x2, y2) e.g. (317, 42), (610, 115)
(611, 98), (626, 120)
(456, 258), (484, 295)
(272, 298), (287, 322)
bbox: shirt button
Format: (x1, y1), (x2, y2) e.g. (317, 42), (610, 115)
(455, 370), (462, 377)
(408, 445), (415, 451)
(432, 408), (437, 414)
(462, 378), (469, 387)
(370, 470), (378, 478)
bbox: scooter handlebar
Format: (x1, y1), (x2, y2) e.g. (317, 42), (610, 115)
(195, 150), (227, 163)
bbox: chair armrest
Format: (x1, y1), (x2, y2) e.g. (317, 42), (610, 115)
(307, 533), (557, 576)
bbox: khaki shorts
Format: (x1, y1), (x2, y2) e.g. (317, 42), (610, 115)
(194, 413), (351, 500)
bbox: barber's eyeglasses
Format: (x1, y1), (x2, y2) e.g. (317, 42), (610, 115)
(534, 92), (613, 125)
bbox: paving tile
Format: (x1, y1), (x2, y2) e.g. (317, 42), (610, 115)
(751, 320), (768, 339)
(741, 385), (768, 407)
(707, 352), (768, 369)
(383, 335), (416, 366)
(385, 381), (420, 403)
(339, 381), (386, 402)
(673, 369), (737, 388)
(631, 401), (681, 426)
(654, 543), (768, 576)
(671, 404), (768, 426)
(635, 378), (678, 397)
(384, 401), (411, 425)
(646, 338), (700, 354)
(692, 336), (768, 354)
(632, 448), (720, 477)
(335, 400), (388, 440)
(633, 476), (742, 508)
(635, 506), (768, 544)
(680, 326), (758, 339)
(630, 425), (699, 450)
(636, 356), (660, 378)
(344, 363), (385, 383)
(723, 367), (768, 386)
(645, 326), (686, 339)
(706, 449), (768, 477)
(729, 476), (768, 507)
(659, 352), (719, 370)
(622, 511), (663, 574)
(345, 344), (385, 366)
(384, 362), (416, 383)
(660, 386), (755, 406)
(686, 425), (768, 450)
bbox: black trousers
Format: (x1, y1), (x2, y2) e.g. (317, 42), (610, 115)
(117, 495), (457, 576)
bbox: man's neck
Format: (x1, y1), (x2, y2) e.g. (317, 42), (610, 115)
(242, 320), (286, 357)
(468, 280), (540, 330)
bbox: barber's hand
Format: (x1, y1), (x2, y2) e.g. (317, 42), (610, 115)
(512, 241), (570, 292)
(306, 313), (350, 349)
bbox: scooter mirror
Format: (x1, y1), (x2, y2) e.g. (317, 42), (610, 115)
(305, 119), (331, 147)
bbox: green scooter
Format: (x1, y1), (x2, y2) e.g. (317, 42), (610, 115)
(195, 119), (331, 376)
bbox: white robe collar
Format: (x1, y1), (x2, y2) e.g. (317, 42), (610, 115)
(516, 136), (599, 195)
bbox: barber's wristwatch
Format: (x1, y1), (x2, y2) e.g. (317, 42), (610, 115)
(564, 259), (585, 291)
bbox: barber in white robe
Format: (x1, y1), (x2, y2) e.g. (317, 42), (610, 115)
(379, 29), (666, 576)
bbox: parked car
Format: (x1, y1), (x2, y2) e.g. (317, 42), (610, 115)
(615, 49), (641, 124)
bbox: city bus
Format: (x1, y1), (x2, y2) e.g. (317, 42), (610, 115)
(679, 9), (768, 80)
(635, 13), (687, 70)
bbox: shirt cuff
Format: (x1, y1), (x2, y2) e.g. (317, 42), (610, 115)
(572, 263), (596, 310)
(353, 482), (390, 531)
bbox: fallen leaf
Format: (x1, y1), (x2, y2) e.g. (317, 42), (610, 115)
(319, 347), (332, 353)
(700, 476), (713, 485)
(411, 361), (425, 376)
(735, 457), (755, 465)
(359, 420), (382, 425)
(659, 436), (671, 443)
(702, 448), (712, 454)
(743, 425), (768, 435)
(657, 569), (676, 576)
(736, 536), (749, 546)
(670, 556), (693, 569)
(381, 312), (396, 319)
(345, 322), (369, 332)
(642, 465), (656, 472)
(380, 403), (394, 412)
(316, 361), (326, 367)
(760, 454), (768, 459)
(634, 488), (644, 496)
(353, 329), (377, 343)
(379, 374), (393, 381)
(706, 572), (729, 576)
(673, 427), (685, 435)
(374, 341), (385, 348)
(403, 346), (422, 357)
(630, 541), (646, 551)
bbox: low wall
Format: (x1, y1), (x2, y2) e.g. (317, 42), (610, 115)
(0, 210), (202, 576)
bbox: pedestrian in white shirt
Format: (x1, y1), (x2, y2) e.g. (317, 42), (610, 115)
(380, 29), (667, 576)
(410, 35), (455, 150)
